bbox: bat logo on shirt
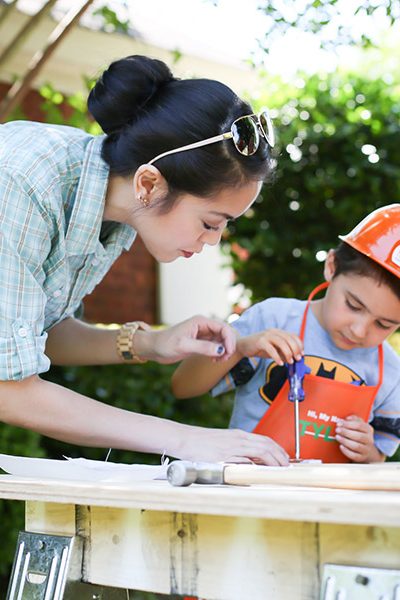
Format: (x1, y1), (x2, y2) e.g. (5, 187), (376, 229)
(259, 355), (364, 404)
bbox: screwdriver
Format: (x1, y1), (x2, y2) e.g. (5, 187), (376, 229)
(287, 358), (306, 461)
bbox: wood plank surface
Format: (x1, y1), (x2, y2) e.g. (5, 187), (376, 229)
(0, 473), (399, 526)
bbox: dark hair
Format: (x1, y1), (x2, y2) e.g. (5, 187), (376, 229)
(88, 55), (274, 206)
(333, 242), (400, 300)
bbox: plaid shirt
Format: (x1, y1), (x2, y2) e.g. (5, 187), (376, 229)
(0, 121), (136, 380)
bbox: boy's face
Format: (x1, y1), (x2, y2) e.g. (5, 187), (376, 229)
(315, 251), (400, 350)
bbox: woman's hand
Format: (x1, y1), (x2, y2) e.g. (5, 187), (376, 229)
(138, 315), (237, 364)
(237, 328), (303, 365)
(335, 415), (385, 463)
(177, 426), (289, 466)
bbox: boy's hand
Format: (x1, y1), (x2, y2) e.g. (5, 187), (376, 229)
(237, 328), (303, 366)
(335, 415), (385, 463)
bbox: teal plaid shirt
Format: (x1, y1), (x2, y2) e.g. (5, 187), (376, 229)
(0, 121), (136, 380)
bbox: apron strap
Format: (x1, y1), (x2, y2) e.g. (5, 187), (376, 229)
(299, 281), (329, 340)
(300, 282), (384, 388)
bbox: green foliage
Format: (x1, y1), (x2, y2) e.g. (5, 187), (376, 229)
(256, 0), (399, 51)
(226, 71), (400, 304)
(171, 49), (183, 65)
(92, 5), (130, 34)
(39, 82), (102, 134)
(389, 332), (400, 355)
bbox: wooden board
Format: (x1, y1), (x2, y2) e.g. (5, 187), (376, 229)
(0, 473), (399, 527)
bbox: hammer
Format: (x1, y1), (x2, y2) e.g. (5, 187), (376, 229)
(166, 460), (392, 490)
(167, 460), (304, 487)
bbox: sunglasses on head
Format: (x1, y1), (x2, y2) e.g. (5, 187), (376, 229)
(147, 109), (275, 166)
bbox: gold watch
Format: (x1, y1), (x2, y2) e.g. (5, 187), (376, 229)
(116, 321), (148, 363)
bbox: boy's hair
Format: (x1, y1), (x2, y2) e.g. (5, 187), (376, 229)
(333, 242), (400, 300)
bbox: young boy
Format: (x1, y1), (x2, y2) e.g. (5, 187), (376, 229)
(172, 204), (400, 464)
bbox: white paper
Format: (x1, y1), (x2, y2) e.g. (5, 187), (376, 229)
(0, 453), (167, 482)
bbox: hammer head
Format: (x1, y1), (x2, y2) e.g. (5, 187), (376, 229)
(167, 461), (224, 487)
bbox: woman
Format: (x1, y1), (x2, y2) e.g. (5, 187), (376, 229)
(0, 55), (288, 465)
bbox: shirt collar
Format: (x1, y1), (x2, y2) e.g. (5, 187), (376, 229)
(66, 135), (136, 256)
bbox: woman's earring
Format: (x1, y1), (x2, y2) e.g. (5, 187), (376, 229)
(138, 193), (149, 207)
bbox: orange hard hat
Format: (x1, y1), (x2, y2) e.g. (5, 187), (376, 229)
(338, 203), (400, 279)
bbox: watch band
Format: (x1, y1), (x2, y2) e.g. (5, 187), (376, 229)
(116, 321), (148, 363)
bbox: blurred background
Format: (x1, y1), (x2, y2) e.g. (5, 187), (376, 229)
(0, 0), (399, 596)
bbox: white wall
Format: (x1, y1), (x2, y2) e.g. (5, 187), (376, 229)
(159, 246), (233, 325)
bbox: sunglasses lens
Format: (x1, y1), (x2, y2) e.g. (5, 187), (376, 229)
(259, 110), (275, 148)
(231, 117), (259, 156)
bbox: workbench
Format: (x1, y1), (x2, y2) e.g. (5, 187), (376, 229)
(1, 468), (400, 599)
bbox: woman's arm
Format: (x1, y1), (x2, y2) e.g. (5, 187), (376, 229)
(0, 375), (289, 465)
(0, 375), (177, 453)
(46, 315), (238, 366)
(46, 318), (125, 365)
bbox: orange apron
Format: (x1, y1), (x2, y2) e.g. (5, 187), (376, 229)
(253, 282), (383, 462)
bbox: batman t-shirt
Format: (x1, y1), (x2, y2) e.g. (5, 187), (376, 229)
(212, 297), (400, 457)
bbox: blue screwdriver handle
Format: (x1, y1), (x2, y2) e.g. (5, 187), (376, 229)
(287, 358), (306, 402)
(287, 357), (306, 461)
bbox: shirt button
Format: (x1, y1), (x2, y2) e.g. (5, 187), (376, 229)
(18, 327), (27, 338)
(91, 258), (100, 266)
(53, 289), (62, 298)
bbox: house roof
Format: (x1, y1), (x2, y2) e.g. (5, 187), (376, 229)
(0, 0), (260, 95)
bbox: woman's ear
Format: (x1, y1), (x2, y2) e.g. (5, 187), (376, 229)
(323, 249), (337, 282)
(133, 164), (168, 205)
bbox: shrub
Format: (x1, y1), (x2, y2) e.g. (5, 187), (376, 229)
(226, 72), (400, 304)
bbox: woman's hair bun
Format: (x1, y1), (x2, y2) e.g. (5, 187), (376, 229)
(88, 55), (175, 134)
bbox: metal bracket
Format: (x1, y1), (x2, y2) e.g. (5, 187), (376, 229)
(320, 563), (400, 599)
(6, 531), (81, 600)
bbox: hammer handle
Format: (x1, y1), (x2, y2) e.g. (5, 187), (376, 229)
(223, 463), (400, 491)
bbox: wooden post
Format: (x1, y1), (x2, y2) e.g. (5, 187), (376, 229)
(0, 0), (18, 28)
(0, 0), (95, 122)
(0, 0), (59, 69)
